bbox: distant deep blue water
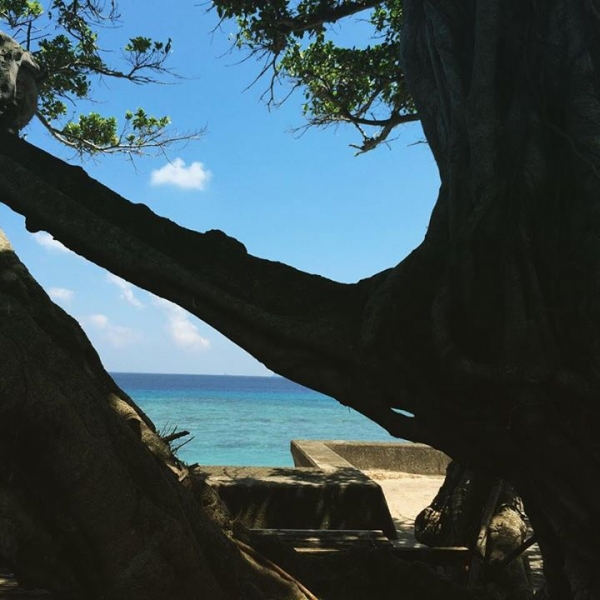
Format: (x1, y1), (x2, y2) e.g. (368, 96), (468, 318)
(112, 372), (398, 467)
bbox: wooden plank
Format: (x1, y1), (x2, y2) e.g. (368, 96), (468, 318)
(0, 568), (52, 598)
(249, 529), (470, 567)
(250, 528), (393, 552)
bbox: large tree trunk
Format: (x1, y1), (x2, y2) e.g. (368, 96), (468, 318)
(400, 0), (600, 597)
(2, 1), (600, 598)
(0, 229), (314, 599)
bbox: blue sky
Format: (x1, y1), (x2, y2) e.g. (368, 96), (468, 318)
(0, 1), (440, 375)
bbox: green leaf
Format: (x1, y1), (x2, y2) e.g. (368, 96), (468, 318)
(1, 1), (195, 156)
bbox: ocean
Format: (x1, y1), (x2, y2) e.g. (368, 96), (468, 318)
(112, 372), (398, 467)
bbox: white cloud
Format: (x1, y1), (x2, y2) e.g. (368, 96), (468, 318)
(106, 274), (144, 308)
(87, 314), (109, 328)
(32, 232), (72, 253)
(81, 313), (138, 347)
(152, 297), (210, 352)
(48, 287), (74, 303)
(150, 158), (212, 191)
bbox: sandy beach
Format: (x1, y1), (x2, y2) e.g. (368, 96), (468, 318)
(366, 469), (544, 588)
(364, 470), (444, 546)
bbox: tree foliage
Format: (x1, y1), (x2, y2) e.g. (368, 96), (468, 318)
(212, 0), (417, 153)
(0, 0), (197, 155)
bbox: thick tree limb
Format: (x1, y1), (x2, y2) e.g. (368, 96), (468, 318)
(0, 132), (524, 459)
(0, 132), (440, 447)
(0, 134), (357, 379)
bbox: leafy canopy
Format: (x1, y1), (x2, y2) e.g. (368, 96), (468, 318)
(1, 0), (196, 155)
(212, 0), (417, 153)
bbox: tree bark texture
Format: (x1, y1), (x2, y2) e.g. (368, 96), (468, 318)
(400, 1), (600, 597)
(415, 462), (532, 598)
(0, 229), (314, 599)
(2, 1), (600, 598)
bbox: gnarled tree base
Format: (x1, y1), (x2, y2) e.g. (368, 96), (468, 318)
(0, 229), (313, 599)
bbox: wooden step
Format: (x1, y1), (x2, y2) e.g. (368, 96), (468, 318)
(249, 529), (470, 567)
(0, 568), (52, 598)
(250, 528), (393, 552)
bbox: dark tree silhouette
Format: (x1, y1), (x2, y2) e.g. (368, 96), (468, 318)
(2, 1), (600, 598)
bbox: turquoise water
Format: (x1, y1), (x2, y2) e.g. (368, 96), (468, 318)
(112, 373), (398, 467)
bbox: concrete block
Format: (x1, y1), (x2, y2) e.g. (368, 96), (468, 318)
(194, 465), (397, 539)
(291, 440), (450, 475)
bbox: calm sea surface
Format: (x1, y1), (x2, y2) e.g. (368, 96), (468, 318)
(112, 372), (398, 467)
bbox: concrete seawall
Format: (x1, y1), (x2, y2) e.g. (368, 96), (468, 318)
(193, 441), (450, 543)
(291, 440), (451, 475)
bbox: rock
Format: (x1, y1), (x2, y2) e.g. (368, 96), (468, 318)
(0, 32), (44, 133)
